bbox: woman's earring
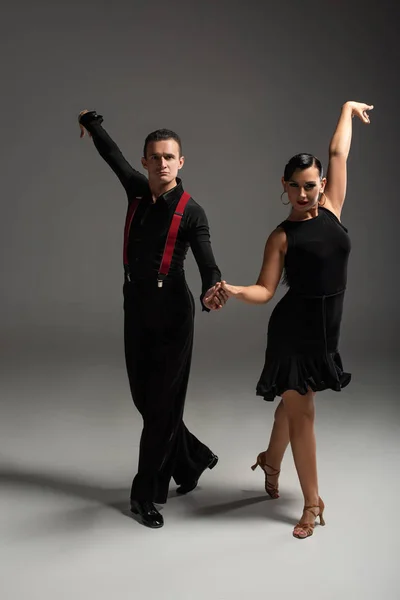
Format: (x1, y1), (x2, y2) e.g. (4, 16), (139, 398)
(319, 192), (327, 206)
(280, 191), (290, 205)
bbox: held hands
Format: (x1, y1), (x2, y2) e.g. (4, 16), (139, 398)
(202, 281), (242, 310)
(203, 283), (226, 311)
(78, 109), (92, 138)
(345, 101), (374, 124)
(219, 281), (242, 298)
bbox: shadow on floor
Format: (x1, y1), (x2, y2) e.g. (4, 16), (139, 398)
(0, 465), (298, 535)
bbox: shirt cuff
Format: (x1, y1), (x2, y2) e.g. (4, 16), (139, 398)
(79, 111), (104, 128)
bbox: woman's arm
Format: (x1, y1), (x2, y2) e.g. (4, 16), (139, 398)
(79, 110), (148, 196)
(219, 228), (287, 304)
(324, 101), (373, 218)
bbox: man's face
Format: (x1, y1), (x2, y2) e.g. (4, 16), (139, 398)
(141, 139), (184, 186)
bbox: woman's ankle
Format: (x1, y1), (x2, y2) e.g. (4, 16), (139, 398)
(264, 450), (282, 471)
(303, 493), (320, 508)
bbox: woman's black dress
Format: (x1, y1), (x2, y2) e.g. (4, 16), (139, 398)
(256, 206), (352, 401)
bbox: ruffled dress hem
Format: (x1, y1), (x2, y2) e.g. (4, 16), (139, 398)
(256, 351), (351, 402)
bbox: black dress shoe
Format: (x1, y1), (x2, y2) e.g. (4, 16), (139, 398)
(176, 453), (219, 495)
(130, 500), (164, 529)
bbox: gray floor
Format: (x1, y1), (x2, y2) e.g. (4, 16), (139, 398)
(1, 342), (399, 600)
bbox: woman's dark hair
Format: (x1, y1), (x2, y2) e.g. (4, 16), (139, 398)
(143, 129), (182, 158)
(283, 153), (323, 181)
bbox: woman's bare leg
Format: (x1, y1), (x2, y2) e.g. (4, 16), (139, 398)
(264, 399), (290, 468)
(282, 389), (322, 536)
(255, 400), (290, 493)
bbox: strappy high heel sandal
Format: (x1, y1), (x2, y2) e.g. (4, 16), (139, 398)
(293, 497), (326, 539)
(251, 452), (280, 499)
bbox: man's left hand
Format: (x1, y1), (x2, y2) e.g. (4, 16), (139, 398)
(203, 283), (228, 311)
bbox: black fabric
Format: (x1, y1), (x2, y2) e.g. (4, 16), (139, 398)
(80, 112), (219, 502)
(257, 206), (352, 401)
(124, 278), (212, 503)
(79, 112), (221, 310)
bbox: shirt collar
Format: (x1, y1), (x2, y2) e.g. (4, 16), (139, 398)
(156, 178), (184, 207)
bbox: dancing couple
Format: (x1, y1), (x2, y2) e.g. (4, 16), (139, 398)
(78, 100), (372, 538)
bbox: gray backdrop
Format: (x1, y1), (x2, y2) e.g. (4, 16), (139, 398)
(0, 0), (398, 369)
(1, 2), (399, 597)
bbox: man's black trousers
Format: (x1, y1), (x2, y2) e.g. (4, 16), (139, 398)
(123, 275), (213, 504)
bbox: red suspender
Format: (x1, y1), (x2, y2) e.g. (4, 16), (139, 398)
(123, 191), (191, 287)
(158, 191), (191, 287)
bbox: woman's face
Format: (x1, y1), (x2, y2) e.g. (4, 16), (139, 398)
(282, 166), (326, 212)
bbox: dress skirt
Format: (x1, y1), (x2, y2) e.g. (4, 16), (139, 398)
(256, 289), (351, 402)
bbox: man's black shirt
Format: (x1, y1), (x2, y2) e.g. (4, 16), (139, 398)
(79, 112), (221, 309)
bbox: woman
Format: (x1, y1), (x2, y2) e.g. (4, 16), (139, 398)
(216, 101), (373, 539)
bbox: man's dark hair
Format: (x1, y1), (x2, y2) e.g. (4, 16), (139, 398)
(143, 129), (183, 158)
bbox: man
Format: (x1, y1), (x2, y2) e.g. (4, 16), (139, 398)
(78, 110), (224, 528)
